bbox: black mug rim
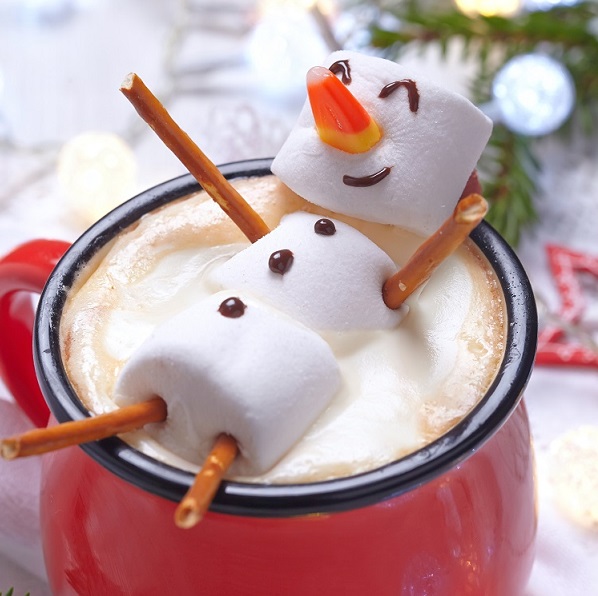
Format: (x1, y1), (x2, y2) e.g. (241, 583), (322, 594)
(34, 158), (538, 518)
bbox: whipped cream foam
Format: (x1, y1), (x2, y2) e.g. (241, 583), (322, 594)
(60, 175), (505, 483)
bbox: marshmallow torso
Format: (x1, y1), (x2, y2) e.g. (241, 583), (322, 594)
(210, 211), (406, 330)
(272, 50), (493, 235)
(114, 292), (341, 476)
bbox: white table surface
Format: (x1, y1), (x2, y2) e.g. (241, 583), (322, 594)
(0, 1), (597, 593)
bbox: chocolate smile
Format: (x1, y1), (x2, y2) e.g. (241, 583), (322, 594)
(343, 166), (392, 188)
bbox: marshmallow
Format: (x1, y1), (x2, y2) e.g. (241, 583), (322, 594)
(210, 211), (406, 331)
(114, 292), (341, 475)
(272, 50), (493, 235)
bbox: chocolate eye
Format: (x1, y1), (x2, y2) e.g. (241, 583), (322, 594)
(379, 79), (420, 113)
(269, 249), (294, 275)
(314, 218), (336, 236)
(329, 59), (352, 85)
(218, 297), (246, 318)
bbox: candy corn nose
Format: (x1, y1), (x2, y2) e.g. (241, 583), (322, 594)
(307, 66), (381, 154)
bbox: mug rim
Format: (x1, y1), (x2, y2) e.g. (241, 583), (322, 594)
(34, 157), (538, 517)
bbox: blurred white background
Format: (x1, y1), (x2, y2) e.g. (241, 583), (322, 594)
(0, 1), (597, 593)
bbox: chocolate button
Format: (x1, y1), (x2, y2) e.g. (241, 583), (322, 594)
(218, 297), (246, 318)
(314, 218), (336, 236)
(269, 249), (294, 275)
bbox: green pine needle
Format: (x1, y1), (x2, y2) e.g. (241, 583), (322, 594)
(366, 1), (598, 245)
(479, 125), (540, 246)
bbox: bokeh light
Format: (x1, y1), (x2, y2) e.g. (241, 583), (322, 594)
(454, 0), (522, 17)
(57, 131), (136, 224)
(247, 0), (332, 97)
(549, 426), (598, 528)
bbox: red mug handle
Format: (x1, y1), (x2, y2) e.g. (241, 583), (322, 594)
(0, 239), (71, 428)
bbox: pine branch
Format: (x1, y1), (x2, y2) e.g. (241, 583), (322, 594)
(371, 3), (598, 58)
(478, 125), (540, 246)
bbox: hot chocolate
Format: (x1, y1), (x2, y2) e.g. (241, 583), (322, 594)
(60, 174), (505, 483)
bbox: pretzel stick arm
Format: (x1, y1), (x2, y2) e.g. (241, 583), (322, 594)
(383, 194), (488, 309)
(1, 397), (167, 460)
(120, 73), (270, 244)
(175, 433), (239, 529)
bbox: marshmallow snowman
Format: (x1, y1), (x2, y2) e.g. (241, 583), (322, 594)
(114, 292), (341, 475)
(114, 51), (492, 475)
(272, 50), (493, 235)
(115, 211), (404, 473)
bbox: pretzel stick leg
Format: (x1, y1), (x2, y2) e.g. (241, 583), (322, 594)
(175, 433), (239, 529)
(383, 194), (488, 310)
(0, 397), (167, 460)
(120, 73), (270, 244)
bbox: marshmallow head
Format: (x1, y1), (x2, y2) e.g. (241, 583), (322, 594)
(210, 212), (406, 331)
(114, 293), (341, 476)
(272, 50), (493, 235)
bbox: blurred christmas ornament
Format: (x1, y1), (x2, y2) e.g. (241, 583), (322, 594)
(549, 426), (598, 529)
(537, 244), (598, 368)
(492, 54), (575, 136)
(57, 132), (136, 225)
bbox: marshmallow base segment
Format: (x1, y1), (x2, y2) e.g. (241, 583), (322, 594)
(272, 50), (493, 235)
(210, 211), (407, 331)
(113, 292), (341, 476)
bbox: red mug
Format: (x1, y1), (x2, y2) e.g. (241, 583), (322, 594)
(0, 159), (537, 595)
